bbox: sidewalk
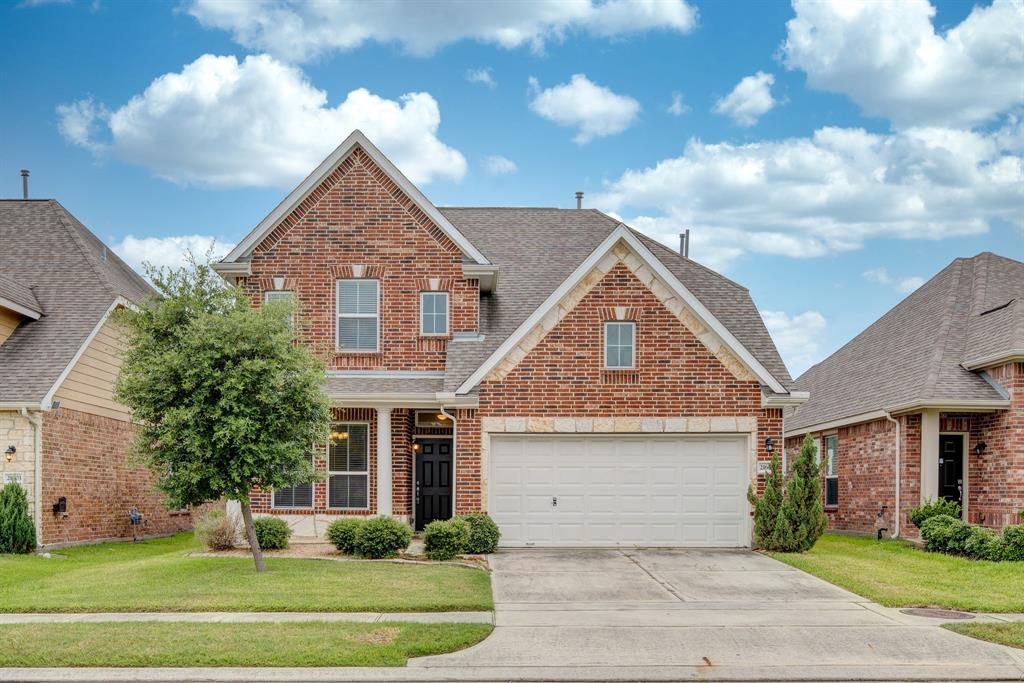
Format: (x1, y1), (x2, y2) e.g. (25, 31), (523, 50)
(0, 611), (492, 624)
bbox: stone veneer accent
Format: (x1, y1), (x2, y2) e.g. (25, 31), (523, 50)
(0, 411), (38, 522)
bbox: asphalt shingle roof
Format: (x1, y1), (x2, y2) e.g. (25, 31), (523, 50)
(787, 252), (1023, 432)
(438, 207), (792, 392)
(0, 274), (42, 316)
(0, 200), (153, 404)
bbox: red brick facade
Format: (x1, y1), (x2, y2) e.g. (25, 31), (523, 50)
(40, 407), (193, 546)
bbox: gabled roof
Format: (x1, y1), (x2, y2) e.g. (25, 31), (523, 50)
(0, 274), (42, 319)
(0, 199), (153, 405)
(219, 130), (490, 267)
(787, 252), (1022, 433)
(438, 207), (793, 395)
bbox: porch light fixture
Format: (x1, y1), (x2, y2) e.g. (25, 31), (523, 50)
(412, 443), (421, 452)
(4, 445), (14, 463)
(974, 441), (987, 456)
(764, 437), (775, 454)
(436, 413), (448, 421)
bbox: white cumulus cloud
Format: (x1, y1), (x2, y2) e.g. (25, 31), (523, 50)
(529, 74), (641, 144)
(483, 155), (518, 175)
(593, 124), (1023, 271)
(862, 268), (925, 295)
(783, 0), (1024, 128)
(187, 0), (697, 62)
(113, 234), (235, 275)
(713, 71), (776, 127)
(56, 53), (467, 188)
(761, 310), (827, 378)
(465, 67), (496, 89)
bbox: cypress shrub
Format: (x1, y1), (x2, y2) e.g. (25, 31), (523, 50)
(0, 483), (36, 554)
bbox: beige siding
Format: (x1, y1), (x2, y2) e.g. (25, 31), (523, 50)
(0, 308), (20, 346)
(53, 316), (131, 422)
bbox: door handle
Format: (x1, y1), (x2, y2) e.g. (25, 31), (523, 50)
(416, 480), (421, 505)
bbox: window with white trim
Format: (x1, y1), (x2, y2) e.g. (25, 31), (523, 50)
(604, 321), (635, 369)
(337, 280), (379, 352)
(272, 451), (313, 508)
(264, 290), (295, 330)
(328, 423), (369, 509)
(824, 434), (839, 507)
(420, 291), (449, 336)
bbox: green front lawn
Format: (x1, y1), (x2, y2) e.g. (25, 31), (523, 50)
(0, 533), (493, 613)
(772, 533), (1024, 613)
(944, 622), (1024, 650)
(0, 622), (492, 667)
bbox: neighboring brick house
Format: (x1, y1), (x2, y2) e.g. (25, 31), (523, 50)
(786, 253), (1023, 538)
(213, 131), (804, 548)
(0, 199), (193, 547)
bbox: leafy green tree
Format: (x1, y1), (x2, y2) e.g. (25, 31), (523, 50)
(115, 258), (330, 571)
(747, 450), (784, 549)
(776, 434), (828, 551)
(0, 482), (36, 554)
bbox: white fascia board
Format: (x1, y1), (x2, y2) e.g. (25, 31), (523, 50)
(0, 297), (41, 320)
(456, 224), (787, 395)
(763, 391), (809, 407)
(327, 370), (445, 379)
(884, 398), (1010, 414)
(41, 298), (129, 410)
(961, 350), (1024, 371)
(463, 263), (499, 293)
(211, 261), (252, 278)
(783, 410), (890, 438)
(222, 130), (490, 266)
(0, 402), (44, 411)
(328, 392), (479, 409)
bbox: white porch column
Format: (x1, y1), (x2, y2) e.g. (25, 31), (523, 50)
(920, 410), (940, 503)
(376, 407), (393, 516)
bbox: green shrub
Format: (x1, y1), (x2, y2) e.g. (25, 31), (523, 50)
(0, 483), (35, 554)
(920, 514), (970, 554)
(460, 514), (500, 554)
(907, 499), (962, 529)
(354, 517), (411, 559)
(1002, 524), (1024, 562)
(325, 517), (365, 554)
(195, 508), (239, 551)
(963, 525), (1006, 561)
(424, 518), (470, 561)
(249, 516), (292, 550)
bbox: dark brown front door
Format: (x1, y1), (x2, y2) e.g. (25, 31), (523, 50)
(415, 439), (452, 531)
(938, 434), (964, 510)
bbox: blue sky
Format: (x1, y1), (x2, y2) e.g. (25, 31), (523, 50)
(2, 0), (1022, 377)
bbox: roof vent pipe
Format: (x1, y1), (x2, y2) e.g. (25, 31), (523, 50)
(679, 229), (690, 258)
(20, 169), (29, 199)
(575, 191), (583, 209)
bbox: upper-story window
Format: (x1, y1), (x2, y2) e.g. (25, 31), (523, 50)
(420, 291), (449, 336)
(604, 321), (635, 369)
(337, 279), (379, 352)
(264, 290), (295, 329)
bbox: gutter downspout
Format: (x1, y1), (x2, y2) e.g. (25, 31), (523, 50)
(884, 411), (901, 539)
(19, 408), (43, 545)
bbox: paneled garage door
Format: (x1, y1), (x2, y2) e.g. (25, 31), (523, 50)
(489, 434), (750, 547)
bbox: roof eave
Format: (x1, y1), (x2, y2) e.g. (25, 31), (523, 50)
(784, 399), (1012, 438)
(211, 260), (253, 280)
(328, 392), (479, 409)
(763, 390), (809, 407)
(961, 349), (1024, 371)
(0, 296), (41, 320)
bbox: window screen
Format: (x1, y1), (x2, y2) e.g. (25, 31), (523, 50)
(337, 280), (379, 352)
(328, 423), (369, 509)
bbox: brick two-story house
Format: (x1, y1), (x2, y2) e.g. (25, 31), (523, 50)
(214, 131), (805, 548)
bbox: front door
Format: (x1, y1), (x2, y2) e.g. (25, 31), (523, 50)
(415, 439), (452, 531)
(938, 434), (964, 510)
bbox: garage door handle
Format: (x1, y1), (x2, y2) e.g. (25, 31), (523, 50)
(552, 496), (557, 507)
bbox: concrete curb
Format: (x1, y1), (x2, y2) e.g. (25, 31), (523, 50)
(0, 612), (493, 624)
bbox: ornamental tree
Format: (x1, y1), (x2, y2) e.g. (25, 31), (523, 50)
(747, 434), (828, 552)
(747, 450), (784, 548)
(115, 257), (330, 571)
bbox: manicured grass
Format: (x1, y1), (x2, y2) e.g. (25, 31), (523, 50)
(0, 533), (493, 613)
(944, 622), (1024, 650)
(0, 621), (492, 667)
(771, 533), (1024, 613)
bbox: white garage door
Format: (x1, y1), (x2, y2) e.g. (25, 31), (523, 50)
(489, 434), (750, 548)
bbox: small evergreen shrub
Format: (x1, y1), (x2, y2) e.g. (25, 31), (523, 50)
(919, 514), (970, 554)
(746, 435), (827, 552)
(249, 516), (292, 550)
(195, 508), (239, 551)
(963, 525), (1005, 561)
(907, 499), (962, 529)
(0, 483), (36, 554)
(424, 518), (470, 561)
(460, 514), (500, 554)
(354, 517), (412, 559)
(1002, 524), (1024, 562)
(326, 517), (365, 554)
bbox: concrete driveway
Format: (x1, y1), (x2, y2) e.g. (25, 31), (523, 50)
(412, 548), (1024, 681)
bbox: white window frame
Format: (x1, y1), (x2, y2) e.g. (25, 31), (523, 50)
(419, 291), (449, 337)
(264, 290), (295, 330)
(336, 279), (380, 353)
(824, 433), (839, 507)
(603, 321), (636, 369)
(272, 450), (314, 510)
(327, 421), (370, 510)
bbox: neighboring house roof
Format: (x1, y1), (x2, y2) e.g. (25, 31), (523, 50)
(787, 252), (1023, 434)
(0, 199), (154, 405)
(0, 274), (42, 319)
(438, 207), (793, 394)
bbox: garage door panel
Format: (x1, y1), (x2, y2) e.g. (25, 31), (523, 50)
(490, 433), (749, 548)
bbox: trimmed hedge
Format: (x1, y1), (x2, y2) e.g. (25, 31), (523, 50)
(1003, 525), (1024, 562)
(424, 518), (470, 561)
(325, 517), (365, 555)
(920, 514), (970, 554)
(919, 515), (1024, 562)
(250, 516), (292, 550)
(354, 517), (412, 559)
(907, 499), (962, 529)
(964, 526), (1004, 561)
(460, 514), (501, 554)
